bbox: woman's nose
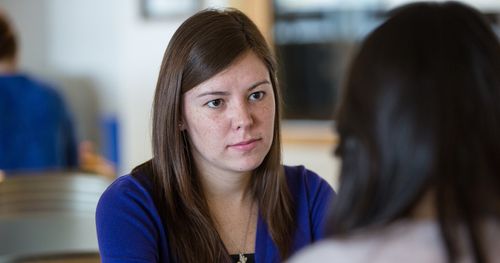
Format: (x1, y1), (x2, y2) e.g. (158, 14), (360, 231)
(232, 102), (254, 130)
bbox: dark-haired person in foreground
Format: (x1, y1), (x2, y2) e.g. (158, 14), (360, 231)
(96, 8), (334, 263)
(290, 1), (500, 263)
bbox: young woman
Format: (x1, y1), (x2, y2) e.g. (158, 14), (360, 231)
(290, 2), (500, 263)
(96, 8), (334, 263)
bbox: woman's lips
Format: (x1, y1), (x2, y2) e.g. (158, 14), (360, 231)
(228, 138), (261, 151)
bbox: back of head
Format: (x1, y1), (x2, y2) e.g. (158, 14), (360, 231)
(330, 1), (500, 261)
(0, 11), (17, 61)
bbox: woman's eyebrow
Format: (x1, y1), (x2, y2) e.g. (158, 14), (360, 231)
(248, 80), (271, 91)
(196, 91), (229, 98)
(196, 80), (270, 98)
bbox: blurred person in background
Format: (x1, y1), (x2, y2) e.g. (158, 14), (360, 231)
(96, 8), (334, 263)
(290, 1), (500, 263)
(0, 10), (114, 177)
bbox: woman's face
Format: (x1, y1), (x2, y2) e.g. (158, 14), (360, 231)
(182, 51), (275, 177)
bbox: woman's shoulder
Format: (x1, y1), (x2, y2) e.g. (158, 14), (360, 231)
(95, 173), (168, 262)
(283, 165), (324, 184)
(103, 174), (148, 194)
(288, 239), (372, 263)
(97, 173), (154, 213)
(289, 220), (446, 263)
(283, 165), (334, 197)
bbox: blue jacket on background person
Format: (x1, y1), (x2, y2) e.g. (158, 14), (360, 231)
(0, 73), (78, 172)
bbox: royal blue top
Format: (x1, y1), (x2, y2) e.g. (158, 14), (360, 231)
(0, 74), (77, 172)
(96, 165), (334, 263)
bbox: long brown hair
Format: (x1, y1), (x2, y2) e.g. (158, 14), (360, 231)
(329, 2), (500, 262)
(133, 8), (295, 262)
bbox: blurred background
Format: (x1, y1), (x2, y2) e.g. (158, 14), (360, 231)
(1, 0), (499, 188)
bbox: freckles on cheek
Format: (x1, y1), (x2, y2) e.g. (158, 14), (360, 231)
(189, 112), (220, 142)
(187, 107), (205, 124)
(260, 104), (275, 122)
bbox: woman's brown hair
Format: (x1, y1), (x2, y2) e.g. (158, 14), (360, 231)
(133, 8), (295, 262)
(0, 11), (17, 61)
(328, 2), (500, 262)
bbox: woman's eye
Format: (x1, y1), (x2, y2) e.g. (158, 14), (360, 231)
(207, 99), (223, 108)
(249, 91), (265, 101)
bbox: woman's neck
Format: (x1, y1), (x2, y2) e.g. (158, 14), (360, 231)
(202, 169), (257, 255)
(0, 58), (17, 74)
(199, 168), (253, 205)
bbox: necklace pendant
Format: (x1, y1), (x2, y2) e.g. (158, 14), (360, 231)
(238, 253), (247, 263)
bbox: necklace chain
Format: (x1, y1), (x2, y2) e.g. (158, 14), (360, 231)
(219, 200), (254, 263)
(237, 200), (254, 263)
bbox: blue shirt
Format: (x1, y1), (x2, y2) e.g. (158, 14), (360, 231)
(96, 165), (334, 263)
(0, 74), (77, 172)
